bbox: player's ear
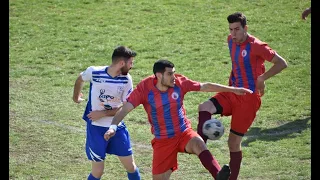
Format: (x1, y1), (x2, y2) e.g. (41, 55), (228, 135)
(119, 59), (126, 67)
(155, 72), (161, 79)
(244, 25), (248, 32)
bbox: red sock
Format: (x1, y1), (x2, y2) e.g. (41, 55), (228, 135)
(197, 111), (212, 143)
(198, 150), (221, 178)
(229, 151), (242, 180)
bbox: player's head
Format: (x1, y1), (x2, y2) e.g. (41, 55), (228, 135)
(153, 59), (176, 88)
(227, 12), (248, 44)
(112, 46), (137, 75)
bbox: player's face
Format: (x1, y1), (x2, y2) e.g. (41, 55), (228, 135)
(161, 67), (176, 88)
(229, 22), (247, 44)
(121, 57), (134, 75)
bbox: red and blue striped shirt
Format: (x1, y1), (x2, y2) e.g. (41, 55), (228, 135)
(228, 34), (276, 92)
(127, 74), (201, 139)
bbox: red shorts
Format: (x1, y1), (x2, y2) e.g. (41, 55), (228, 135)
(151, 128), (199, 175)
(213, 92), (261, 134)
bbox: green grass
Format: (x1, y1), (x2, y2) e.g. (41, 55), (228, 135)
(9, 0), (311, 179)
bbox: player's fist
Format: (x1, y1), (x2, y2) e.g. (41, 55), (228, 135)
(104, 129), (116, 141)
(302, 7), (311, 20)
(256, 76), (265, 96)
(73, 92), (85, 103)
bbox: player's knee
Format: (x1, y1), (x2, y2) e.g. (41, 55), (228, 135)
(125, 164), (137, 173)
(185, 136), (207, 155)
(228, 141), (241, 152)
(153, 170), (172, 180)
(121, 160), (137, 173)
(91, 170), (104, 178)
(198, 101), (213, 112)
(91, 162), (105, 178)
(227, 133), (242, 151)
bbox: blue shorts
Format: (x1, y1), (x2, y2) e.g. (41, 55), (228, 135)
(85, 121), (133, 161)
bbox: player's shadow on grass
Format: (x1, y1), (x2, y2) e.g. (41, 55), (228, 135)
(242, 116), (311, 147)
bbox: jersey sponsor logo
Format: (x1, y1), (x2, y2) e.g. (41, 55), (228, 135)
(92, 77), (128, 84)
(98, 89), (121, 109)
(171, 92), (179, 100)
(99, 89), (115, 101)
(241, 50), (247, 57)
(93, 78), (108, 83)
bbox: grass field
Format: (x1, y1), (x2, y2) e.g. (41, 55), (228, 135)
(9, 0), (311, 179)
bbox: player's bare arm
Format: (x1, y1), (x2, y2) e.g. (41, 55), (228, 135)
(104, 102), (135, 140)
(256, 53), (288, 96)
(87, 106), (123, 121)
(72, 74), (85, 103)
(200, 82), (253, 95)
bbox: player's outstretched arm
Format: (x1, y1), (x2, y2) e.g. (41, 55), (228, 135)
(104, 102), (135, 140)
(200, 82), (253, 95)
(73, 74), (85, 103)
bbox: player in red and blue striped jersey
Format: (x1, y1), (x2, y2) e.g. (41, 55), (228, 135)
(104, 59), (253, 180)
(197, 12), (288, 180)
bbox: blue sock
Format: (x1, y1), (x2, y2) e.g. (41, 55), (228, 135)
(88, 173), (100, 180)
(127, 167), (141, 180)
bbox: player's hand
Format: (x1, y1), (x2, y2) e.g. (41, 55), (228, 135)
(256, 76), (265, 96)
(302, 8), (311, 20)
(73, 93), (85, 103)
(87, 110), (105, 121)
(104, 129), (116, 141)
(233, 87), (253, 95)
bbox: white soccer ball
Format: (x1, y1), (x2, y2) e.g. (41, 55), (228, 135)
(202, 118), (225, 140)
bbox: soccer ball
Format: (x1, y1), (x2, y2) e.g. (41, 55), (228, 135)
(202, 118), (225, 140)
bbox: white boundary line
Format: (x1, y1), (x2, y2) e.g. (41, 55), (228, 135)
(38, 119), (310, 149)
(39, 119), (153, 150)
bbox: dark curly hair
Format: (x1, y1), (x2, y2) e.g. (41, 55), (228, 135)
(227, 12), (247, 28)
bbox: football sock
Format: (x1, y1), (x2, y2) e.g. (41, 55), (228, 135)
(229, 151), (242, 180)
(127, 167), (141, 180)
(198, 150), (221, 178)
(88, 173), (100, 180)
(198, 111), (212, 143)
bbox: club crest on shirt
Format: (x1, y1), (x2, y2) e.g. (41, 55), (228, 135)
(171, 92), (179, 100)
(241, 50), (247, 57)
(117, 86), (124, 94)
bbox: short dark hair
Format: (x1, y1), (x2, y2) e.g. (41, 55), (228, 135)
(227, 12), (247, 28)
(153, 59), (174, 75)
(111, 46), (137, 63)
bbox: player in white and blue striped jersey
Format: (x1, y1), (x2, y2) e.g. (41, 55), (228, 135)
(72, 46), (140, 180)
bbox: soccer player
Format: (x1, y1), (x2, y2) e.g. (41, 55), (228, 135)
(104, 59), (253, 180)
(197, 12), (288, 180)
(72, 46), (141, 180)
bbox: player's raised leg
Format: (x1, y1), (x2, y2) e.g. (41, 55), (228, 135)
(198, 99), (220, 143)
